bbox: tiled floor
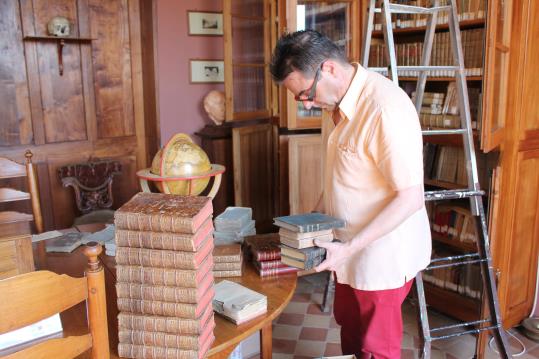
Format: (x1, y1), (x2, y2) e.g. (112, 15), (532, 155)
(256, 272), (539, 358)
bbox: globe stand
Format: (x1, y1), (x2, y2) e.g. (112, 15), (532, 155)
(136, 164), (225, 198)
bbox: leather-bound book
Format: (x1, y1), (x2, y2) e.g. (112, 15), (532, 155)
(213, 269), (242, 278)
(116, 270), (213, 304)
(118, 316), (215, 350)
(115, 255), (212, 287)
(117, 286), (214, 318)
(115, 218), (214, 252)
(212, 244), (242, 263)
(243, 233), (281, 262)
(118, 306), (214, 335)
(118, 333), (214, 359)
(115, 193), (213, 234)
(115, 235), (213, 270)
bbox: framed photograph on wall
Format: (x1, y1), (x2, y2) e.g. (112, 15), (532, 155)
(190, 60), (224, 83)
(188, 11), (223, 36)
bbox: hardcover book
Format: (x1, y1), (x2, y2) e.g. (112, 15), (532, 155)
(281, 254), (325, 270)
(115, 193), (213, 234)
(118, 318), (214, 350)
(273, 213), (345, 233)
(243, 233), (281, 262)
(278, 228), (333, 240)
(116, 271), (214, 304)
(256, 259), (288, 270)
(45, 232), (86, 253)
(212, 280), (267, 325)
(254, 262), (299, 277)
(118, 306), (214, 335)
(115, 218), (214, 252)
(213, 269), (242, 278)
(117, 286), (214, 319)
(213, 261), (242, 271)
(116, 256), (213, 287)
(279, 233), (333, 249)
(212, 243), (242, 263)
(115, 234), (213, 270)
(118, 335), (214, 359)
(214, 206), (252, 231)
(280, 244), (326, 262)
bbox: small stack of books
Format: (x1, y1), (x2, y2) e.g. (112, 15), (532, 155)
(212, 243), (242, 278)
(213, 207), (255, 245)
(273, 213), (345, 270)
(114, 193), (215, 359)
(243, 233), (299, 277)
(212, 280), (267, 325)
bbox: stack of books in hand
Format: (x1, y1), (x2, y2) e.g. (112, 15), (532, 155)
(273, 213), (345, 270)
(114, 193), (215, 359)
(212, 243), (242, 278)
(243, 233), (299, 277)
(213, 207), (256, 245)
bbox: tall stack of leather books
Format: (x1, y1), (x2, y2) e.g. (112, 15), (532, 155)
(114, 193), (215, 359)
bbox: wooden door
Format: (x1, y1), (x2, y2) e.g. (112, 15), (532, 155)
(232, 123), (276, 232)
(0, 0), (158, 229)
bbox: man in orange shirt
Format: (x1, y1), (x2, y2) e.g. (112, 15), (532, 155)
(270, 30), (431, 358)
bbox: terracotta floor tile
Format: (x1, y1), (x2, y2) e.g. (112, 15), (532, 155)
(291, 293), (312, 303)
(327, 328), (341, 343)
(293, 356), (312, 359)
(324, 342), (342, 357)
(303, 314), (332, 328)
(329, 316), (340, 328)
(294, 340), (326, 357)
(307, 302), (331, 316)
(273, 324), (301, 340)
(283, 301), (309, 315)
(299, 327), (328, 341)
(272, 338), (297, 354)
(277, 313), (305, 326)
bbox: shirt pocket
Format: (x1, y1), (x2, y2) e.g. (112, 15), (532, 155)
(334, 143), (379, 189)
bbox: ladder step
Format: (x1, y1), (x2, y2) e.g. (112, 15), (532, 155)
(427, 258), (488, 270)
(370, 66), (460, 72)
(431, 325), (502, 341)
(424, 189), (484, 201)
(422, 129), (467, 136)
(430, 319), (491, 333)
(373, 4), (451, 14)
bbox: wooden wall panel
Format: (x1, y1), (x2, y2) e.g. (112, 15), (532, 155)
(520, 0), (539, 137)
(89, 0), (135, 139)
(31, 0), (87, 143)
(503, 150), (539, 325)
(232, 123), (275, 232)
(288, 134), (323, 215)
(0, 1), (33, 146)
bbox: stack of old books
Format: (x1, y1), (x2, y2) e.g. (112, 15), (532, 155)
(212, 243), (242, 278)
(273, 213), (345, 270)
(114, 193), (215, 359)
(213, 207), (255, 245)
(243, 233), (299, 277)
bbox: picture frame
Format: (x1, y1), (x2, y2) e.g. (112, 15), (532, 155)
(188, 11), (223, 36)
(190, 60), (224, 83)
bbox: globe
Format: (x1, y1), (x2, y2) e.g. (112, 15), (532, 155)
(150, 134), (212, 195)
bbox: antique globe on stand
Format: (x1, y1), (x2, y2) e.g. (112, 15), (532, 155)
(136, 133), (225, 198)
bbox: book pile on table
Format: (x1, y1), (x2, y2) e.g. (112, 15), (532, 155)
(114, 193), (215, 359)
(273, 213), (345, 270)
(212, 243), (242, 278)
(213, 207), (255, 245)
(212, 280), (267, 325)
(243, 233), (299, 277)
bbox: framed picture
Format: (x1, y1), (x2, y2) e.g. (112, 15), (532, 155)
(188, 11), (223, 36)
(190, 60), (224, 83)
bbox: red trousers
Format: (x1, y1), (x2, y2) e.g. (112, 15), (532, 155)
(333, 279), (413, 359)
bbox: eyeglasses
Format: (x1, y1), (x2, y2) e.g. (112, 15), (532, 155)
(294, 64), (322, 102)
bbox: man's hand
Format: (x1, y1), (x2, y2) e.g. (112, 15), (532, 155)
(314, 239), (354, 272)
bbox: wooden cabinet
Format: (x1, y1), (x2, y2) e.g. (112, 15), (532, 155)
(0, 0), (158, 229)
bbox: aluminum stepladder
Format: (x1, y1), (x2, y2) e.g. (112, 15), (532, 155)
(361, 1), (512, 358)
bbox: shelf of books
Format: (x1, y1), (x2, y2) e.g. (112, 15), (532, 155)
(367, 0), (488, 322)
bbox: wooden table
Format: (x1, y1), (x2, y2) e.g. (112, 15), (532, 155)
(45, 246), (297, 358)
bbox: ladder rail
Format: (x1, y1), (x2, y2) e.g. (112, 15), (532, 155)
(361, 0), (377, 67)
(381, 0), (399, 84)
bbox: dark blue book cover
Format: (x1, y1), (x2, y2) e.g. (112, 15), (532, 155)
(273, 213), (345, 233)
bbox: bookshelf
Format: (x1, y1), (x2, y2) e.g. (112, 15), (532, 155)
(366, 0), (488, 321)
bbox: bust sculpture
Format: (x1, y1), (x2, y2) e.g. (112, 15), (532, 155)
(203, 90), (225, 126)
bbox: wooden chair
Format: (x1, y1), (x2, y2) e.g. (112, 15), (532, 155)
(0, 150), (45, 276)
(0, 242), (110, 359)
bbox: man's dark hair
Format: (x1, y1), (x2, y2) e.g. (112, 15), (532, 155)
(270, 30), (348, 83)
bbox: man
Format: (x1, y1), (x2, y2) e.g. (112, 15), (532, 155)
(270, 30), (431, 358)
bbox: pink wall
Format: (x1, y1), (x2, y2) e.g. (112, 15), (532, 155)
(156, 0), (224, 146)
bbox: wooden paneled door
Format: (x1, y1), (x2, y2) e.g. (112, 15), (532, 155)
(0, 0), (158, 230)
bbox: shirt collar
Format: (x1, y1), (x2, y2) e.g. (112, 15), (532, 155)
(338, 63), (368, 122)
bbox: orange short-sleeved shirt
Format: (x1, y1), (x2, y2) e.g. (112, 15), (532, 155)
(324, 64), (431, 291)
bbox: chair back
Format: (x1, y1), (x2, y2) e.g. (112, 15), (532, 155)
(0, 243), (110, 359)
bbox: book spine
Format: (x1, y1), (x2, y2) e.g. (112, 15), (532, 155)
(118, 327), (214, 350)
(213, 261), (242, 271)
(213, 269), (242, 278)
(115, 229), (199, 251)
(257, 259), (287, 270)
(254, 250), (280, 262)
(118, 343), (204, 359)
(302, 254), (325, 270)
(116, 282), (210, 304)
(116, 247), (209, 270)
(258, 266), (299, 277)
(304, 247), (326, 262)
(213, 254), (242, 263)
(117, 311), (213, 335)
(115, 211), (195, 234)
(117, 296), (212, 319)
(116, 265), (201, 287)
